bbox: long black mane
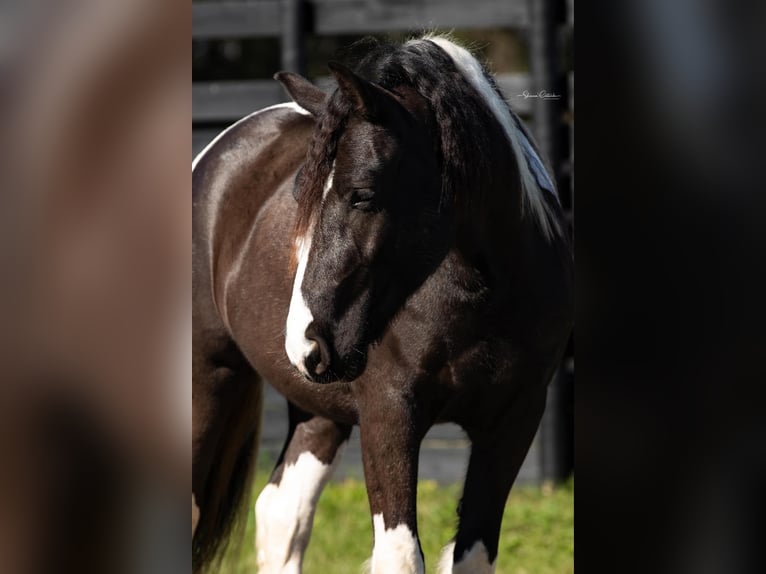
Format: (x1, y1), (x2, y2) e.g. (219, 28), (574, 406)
(295, 39), (501, 237)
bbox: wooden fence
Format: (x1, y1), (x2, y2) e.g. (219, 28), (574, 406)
(192, 0), (574, 485)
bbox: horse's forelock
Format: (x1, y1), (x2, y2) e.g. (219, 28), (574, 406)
(292, 92), (352, 248)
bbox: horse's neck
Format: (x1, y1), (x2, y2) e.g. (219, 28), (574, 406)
(452, 176), (527, 270)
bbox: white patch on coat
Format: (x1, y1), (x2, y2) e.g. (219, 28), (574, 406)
(369, 514), (425, 574)
(255, 444), (346, 574)
(284, 234), (316, 375)
(437, 541), (496, 574)
(192, 493), (200, 537)
(416, 35), (559, 240)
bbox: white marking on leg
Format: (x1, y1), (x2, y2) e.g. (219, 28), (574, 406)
(284, 168), (334, 374)
(192, 493), (200, 537)
(284, 234), (316, 375)
(437, 541), (496, 574)
(255, 443), (346, 574)
(369, 514), (424, 574)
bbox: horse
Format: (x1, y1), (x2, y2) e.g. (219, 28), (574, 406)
(192, 35), (573, 573)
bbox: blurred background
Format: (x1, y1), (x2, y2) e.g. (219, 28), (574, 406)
(192, 0), (575, 490)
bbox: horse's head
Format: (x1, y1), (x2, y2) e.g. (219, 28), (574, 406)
(277, 63), (447, 382)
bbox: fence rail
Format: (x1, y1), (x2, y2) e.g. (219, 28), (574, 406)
(193, 73), (534, 123)
(193, 0), (530, 39)
(193, 1), (282, 39)
(313, 0), (530, 34)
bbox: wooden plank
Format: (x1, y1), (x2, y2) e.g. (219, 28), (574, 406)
(281, 0), (308, 73)
(192, 1), (281, 39)
(314, 0), (529, 34)
(192, 80), (285, 122)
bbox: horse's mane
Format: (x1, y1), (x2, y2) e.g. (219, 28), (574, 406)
(294, 35), (558, 240)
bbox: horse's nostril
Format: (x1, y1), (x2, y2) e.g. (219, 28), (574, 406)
(305, 334), (331, 378)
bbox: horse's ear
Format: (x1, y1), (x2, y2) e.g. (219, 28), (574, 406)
(274, 72), (327, 116)
(327, 61), (398, 120)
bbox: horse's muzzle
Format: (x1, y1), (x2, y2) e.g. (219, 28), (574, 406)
(303, 332), (332, 381)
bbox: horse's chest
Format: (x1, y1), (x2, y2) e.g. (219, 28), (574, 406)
(375, 311), (511, 387)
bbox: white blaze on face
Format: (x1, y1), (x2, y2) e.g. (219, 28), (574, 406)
(255, 444), (346, 574)
(284, 234), (316, 375)
(284, 166), (334, 374)
(437, 541), (496, 574)
(369, 514), (425, 574)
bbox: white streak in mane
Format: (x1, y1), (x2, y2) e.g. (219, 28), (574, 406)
(322, 162), (336, 201)
(413, 35), (560, 240)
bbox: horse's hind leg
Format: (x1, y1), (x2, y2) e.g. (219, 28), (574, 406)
(255, 402), (351, 574)
(439, 387), (547, 574)
(192, 336), (263, 572)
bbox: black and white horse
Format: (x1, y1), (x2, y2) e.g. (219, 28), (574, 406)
(192, 36), (573, 573)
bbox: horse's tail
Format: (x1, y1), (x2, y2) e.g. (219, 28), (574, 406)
(192, 374), (263, 573)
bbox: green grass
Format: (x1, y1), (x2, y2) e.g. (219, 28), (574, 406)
(220, 470), (573, 574)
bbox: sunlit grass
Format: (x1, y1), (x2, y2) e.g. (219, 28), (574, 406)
(220, 470), (573, 574)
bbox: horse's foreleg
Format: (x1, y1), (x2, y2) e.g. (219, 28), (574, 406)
(255, 402), (350, 574)
(438, 387), (547, 574)
(359, 389), (427, 574)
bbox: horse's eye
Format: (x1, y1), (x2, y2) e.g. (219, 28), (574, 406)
(350, 188), (375, 211)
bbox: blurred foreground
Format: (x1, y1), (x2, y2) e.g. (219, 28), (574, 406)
(0, 1), (188, 572)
